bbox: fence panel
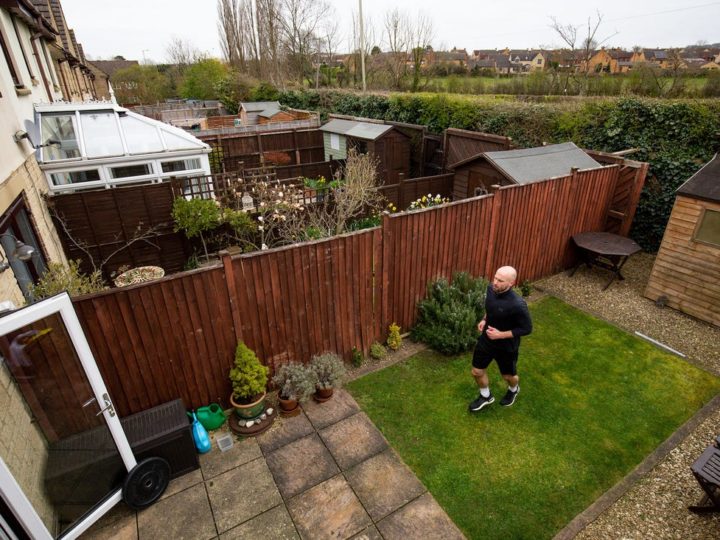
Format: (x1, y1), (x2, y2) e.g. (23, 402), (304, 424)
(230, 231), (377, 372)
(73, 267), (237, 416)
(443, 128), (513, 169)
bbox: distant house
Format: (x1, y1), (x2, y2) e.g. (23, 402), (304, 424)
(586, 48), (634, 73)
(645, 154), (720, 326)
(449, 142), (603, 199)
(507, 50), (546, 72)
(319, 119), (410, 184)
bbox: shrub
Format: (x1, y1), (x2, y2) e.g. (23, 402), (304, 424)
(310, 352), (347, 390)
(172, 197), (221, 260)
(29, 260), (105, 300)
(351, 346), (363, 367)
(229, 342), (268, 402)
(411, 272), (488, 355)
(520, 280), (532, 298)
(387, 323), (402, 351)
(271, 362), (316, 402)
(370, 342), (387, 360)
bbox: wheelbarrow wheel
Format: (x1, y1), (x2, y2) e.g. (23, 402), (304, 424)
(122, 457), (171, 510)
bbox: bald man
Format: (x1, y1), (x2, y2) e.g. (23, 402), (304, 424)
(469, 266), (532, 412)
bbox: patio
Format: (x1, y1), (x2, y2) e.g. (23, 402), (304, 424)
(81, 390), (464, 540)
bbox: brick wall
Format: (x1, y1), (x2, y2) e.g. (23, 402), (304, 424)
(0, 361), (56, 530)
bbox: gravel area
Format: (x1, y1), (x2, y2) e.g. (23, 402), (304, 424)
(535, 253), (720, 539)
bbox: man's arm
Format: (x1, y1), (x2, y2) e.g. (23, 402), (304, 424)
(509, 300), (532, 338)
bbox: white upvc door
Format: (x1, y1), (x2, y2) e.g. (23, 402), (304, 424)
(0, 293), (137, 539)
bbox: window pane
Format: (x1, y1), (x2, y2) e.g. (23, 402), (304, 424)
(110, 163), (152, 179)
(161, 158), (201, 173)
(80, 112), (124, 158)
(50, 170), (101, 186)
(120, 115), (164, 154)
(695, 209), (720, 247)
(41, 115), (80, 160)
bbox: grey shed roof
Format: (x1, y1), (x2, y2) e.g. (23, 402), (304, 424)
(482, 142), (603, 184)
(677, 153), (720, 203)
(241, 101), (281, 112)
(258, 108), (282, 118)
(319, 119), (393, 141)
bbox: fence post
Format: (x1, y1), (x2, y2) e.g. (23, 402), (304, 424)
(380, 212), (392, 338)
(484, 184), (503, 279)
(220, 250), (243, 343)
(397, 172), (406, 208)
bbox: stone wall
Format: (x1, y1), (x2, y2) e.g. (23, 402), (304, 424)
(0, 361), (55, 531)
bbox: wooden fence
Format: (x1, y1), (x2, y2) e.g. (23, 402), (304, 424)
(64, 165), (626, 417)
(442, 128), (514, 169)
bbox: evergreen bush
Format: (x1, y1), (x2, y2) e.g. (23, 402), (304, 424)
(229, 341), (268, 402)
(387, 323), (402, 351)
(29, 260), (105, 300)
(310, 353), (347, 390)
(411, 272), (488, 355)
(369, 342), (387, 360)
(271, 362), (316, 402)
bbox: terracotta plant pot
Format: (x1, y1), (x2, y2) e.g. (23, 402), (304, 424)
(230, 391), (266, 420)
(278, 396), (299, 413)
(314, 387), (334, 402)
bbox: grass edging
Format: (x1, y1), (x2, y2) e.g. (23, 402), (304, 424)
(553, 393), (720, 540)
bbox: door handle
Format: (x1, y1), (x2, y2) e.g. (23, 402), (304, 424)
(96, 393), (116, 417)
(82, 393), (116, 417)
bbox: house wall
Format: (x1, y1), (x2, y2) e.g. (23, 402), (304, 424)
(0, 360), (55, 531)
(323, 131), (347, 160)
(0, 157), (68, 306)
(645, 195), (720, 326)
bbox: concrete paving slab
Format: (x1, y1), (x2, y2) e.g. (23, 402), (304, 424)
(265, 433), (340, 499)
(206, 457), (282, 534)
(302, 389), (360, 430)
(161, 468), (204, 500)
(287, 474), (372, 540)
(257, 412), (315, 454)
(346, 448), (426, 521)
(348, 524), (383, 540)
(218, 504), (299, 539)
(137, 482), (216, 540)
(376, 492), (466, 540)
(200, 436), (262, 480)
(81, 505), (137, 540)
(319, 412), (388, 470)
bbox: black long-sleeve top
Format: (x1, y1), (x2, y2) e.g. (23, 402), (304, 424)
(480, 285), (533, 352)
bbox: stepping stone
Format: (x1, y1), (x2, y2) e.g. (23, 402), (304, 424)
(206, 457), (282, 533)
(161, 468), (204, 500)
(302, 389), (360, 430)
(257, 411), (315, 454)
(348, 524), (383, 539)
(138, 482), (215, 540)
(319, 412), (388, 470)
(346, 448), (426, 521)
(200, 436), (262, 480)
(376, 492), (466, 540)
(265, 433), (339, 499)
(81, 503), (137, 540)
(219, 504), (299, 539)
(287, 475), (371, 540)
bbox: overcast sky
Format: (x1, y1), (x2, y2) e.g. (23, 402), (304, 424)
(60, 0), (719, 64)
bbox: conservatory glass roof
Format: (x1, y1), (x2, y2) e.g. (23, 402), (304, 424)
(33, 101), (212, 193)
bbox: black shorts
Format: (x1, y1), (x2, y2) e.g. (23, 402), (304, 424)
(472, 337), (519, 376)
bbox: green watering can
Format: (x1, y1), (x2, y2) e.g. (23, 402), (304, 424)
(189, 403), (226, 431)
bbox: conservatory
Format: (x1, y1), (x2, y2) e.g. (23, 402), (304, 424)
(33, 101), (212, 193)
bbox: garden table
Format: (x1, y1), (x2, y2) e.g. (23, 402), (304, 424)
(569, 232), (641, 290)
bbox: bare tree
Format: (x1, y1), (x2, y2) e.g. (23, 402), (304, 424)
(383, 9), (409, 89)
(165, 36), (201, 67)
(278, 0), (329, 84)
(408, 12), (433, 92)
(549, 11), (617, 94)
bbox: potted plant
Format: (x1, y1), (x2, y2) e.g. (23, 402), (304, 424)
(228, 341), (269, 420)
(271, 362), (317, 414)
(310, 352), (347, 402)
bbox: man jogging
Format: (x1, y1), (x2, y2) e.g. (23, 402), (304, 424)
(469, 266), (532, 411)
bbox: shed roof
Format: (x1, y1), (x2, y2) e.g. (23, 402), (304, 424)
(677, 153), (720, 203)
(319, 119), (393, 141)
(240, 101), (281, 112)
(458, 142), (603, 184)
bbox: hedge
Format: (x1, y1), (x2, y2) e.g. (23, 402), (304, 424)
(279, 90), (720, 251)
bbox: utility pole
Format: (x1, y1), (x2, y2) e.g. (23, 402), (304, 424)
(358, 0), (366, 92)
(141, 49), (149, 65)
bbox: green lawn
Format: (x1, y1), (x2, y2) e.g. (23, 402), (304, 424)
(347, 297), (720, 539)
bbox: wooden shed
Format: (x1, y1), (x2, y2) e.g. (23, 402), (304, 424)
(319, 119), (411, 184)
(645, 154), (720, 326)
(239, 101), (282, 125)
(449, 142), (604, 199)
